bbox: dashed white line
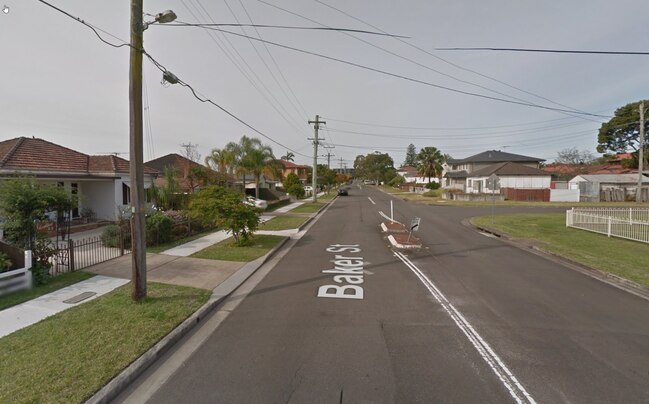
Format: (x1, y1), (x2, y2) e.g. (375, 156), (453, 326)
(368, 197), (376, 205)
(393, 251), (536, 404)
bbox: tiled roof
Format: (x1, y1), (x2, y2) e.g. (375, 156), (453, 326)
(0, 136), (157, 175)
(145, 153), (203, 173)
(447, 150), (544, 164)
(398, 166), (417, 172)
(468, 162), (549, 177)
(444, 170), (468, 178)
(279, 160), (307, 169)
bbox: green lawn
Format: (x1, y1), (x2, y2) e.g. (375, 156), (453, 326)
(290, 202), (326, 214)
(147, 230), (215, 253)
(260, 216), (307, 231)
(191, 235), (286, 262)
(0, 282), (210, 404)
(471, 213), (649, 288)
(0, 271), (94, 311)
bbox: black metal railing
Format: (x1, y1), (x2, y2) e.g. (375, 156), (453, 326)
(50, 231), (131, 275)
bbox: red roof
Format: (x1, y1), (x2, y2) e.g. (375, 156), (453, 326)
(279, 160), (307, 169)
(398, 166), (417, 172)
(0, 137), (158, 175)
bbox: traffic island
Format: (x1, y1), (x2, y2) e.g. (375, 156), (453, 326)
(380, 221), (407, 233)
(388, 233), (422, 249)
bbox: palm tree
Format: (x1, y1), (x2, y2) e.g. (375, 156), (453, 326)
(245, 145), (277, 198)
(280, 151), (295, 162)
(416, 146), (445, 184)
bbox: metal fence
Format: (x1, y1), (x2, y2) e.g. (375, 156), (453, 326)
(50, 231), (131, 275)
(566, 207), (649, 244)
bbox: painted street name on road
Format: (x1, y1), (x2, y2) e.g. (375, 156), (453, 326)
(317, 244), (364, 300)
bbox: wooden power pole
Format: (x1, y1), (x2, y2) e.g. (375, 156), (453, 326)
(638, 101), (646, 203)
(129, 0), (147, 301)
(308, 115), (325, 202)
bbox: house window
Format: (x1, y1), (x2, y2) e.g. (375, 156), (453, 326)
(122, 183), (130, 205)
(468, 180), (472, 187)
(71, 183), (79, 217)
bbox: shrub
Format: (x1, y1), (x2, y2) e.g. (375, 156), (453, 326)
(146, 212), (173, 246)
(31, 235), (55, 286)
(0, 252), (12, 272)
(425, 181), (441, 190)
(388, 175), (405, 187)
(101, 224), (122, 248)
(423, 189), (444, 198)
(286, 183), (305, 199)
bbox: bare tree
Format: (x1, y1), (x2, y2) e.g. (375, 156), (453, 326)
(555, 147), (594, 164)
(181, 142), (201, 163)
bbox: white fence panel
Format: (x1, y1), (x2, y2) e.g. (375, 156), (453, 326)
(550, 189), (580, 202)
(0, 250), (33, 296)
(566, 208), (649, 244)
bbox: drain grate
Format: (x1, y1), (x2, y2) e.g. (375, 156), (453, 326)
(63, 291), (97, 304)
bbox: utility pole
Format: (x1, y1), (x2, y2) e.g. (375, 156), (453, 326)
(129, 0), (146, 301)
(637, 101), (646, 203)
(308, 115), (325, 202)
(325, 151), (335, 169)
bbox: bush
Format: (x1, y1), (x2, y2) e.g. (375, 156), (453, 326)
(388, 175), (405, 187)
(101, 224), (123, 248)
(0, 252), (12, 272)
(425, 181), (441, 190)
(286, 183), (305, 199)
(423, 189), (444, 198)
(146, 212), (173, 246)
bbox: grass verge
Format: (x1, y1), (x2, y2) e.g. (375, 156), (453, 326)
(147, 230), (214, 253)
(191, 234), (286, 262)
(0, 282), (210, 404)
(0, 271), (94, 311)
(290, 202), (326, 214)
(471, 213), (649, 288)
(260, 216), (307, 231)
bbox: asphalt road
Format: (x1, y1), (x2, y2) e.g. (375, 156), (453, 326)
(116, 185), (649, 403)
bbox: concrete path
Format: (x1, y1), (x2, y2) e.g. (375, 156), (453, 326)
(0, 275), (129, 338)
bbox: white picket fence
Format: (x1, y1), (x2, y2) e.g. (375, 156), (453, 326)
(0, 251), (33, 296)
(566, 208), (649, 244)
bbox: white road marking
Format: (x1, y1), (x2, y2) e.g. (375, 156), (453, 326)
(368, 197), (376, 205)
(378, 211), (404, 225)
(394, 251), (536, 404)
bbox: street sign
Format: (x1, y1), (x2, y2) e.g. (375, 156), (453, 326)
(410, 217), (421, 232)
(486, 173), (500, 190)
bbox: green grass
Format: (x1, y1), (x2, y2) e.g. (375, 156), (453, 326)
(147, 230), (214, 253)
(191, 235), (286, 262)
(318, 191), (337, 202)
(290, 202), (326, 214)
(0, 282), (210, 404)
(0, 271), (94, 311)
(471, 213), (649, 288)
(260, 216), (307, 231)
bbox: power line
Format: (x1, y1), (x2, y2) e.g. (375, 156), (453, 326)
(204, 26), (611, 118)
(312, 0), (604, 123)
(34, 0), (310, 159)
(437, 47), (649, 56)
(160, 22), (407, 37)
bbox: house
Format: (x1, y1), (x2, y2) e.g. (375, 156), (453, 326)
(569, 173), (649, 202)
(396, 166), (438, 185)
(146, 153), (218, 193)
(465, 162), (551, 193)
(279, 160), (308, 184)
(444, 150), (545, 191)
(0, 137), (158, 221)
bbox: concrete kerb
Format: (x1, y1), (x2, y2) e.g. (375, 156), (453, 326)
(86, 237), (290, 404)
(463, 218), (649, 303)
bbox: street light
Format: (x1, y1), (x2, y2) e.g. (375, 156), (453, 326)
(2, 5), (9, 14)
(128, 2), (176, 302)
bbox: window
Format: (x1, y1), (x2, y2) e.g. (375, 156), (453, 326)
(122, 183), (130, 205)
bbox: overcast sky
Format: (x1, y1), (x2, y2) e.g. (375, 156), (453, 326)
(2, 0), (648, 168)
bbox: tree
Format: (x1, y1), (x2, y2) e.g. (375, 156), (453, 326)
(416, 146), (445, 183)
(317, 164), (337, 190)
(0, 178), (74, 250)
(205, 147), (236, 175)
(243, 144), (277, 199)
(280, 151), (295, 162)
(283, 173), (305, 198)
(555, 147), (594, 165)
(403, 143), (417, 167)
(149, 166), (180, 210)
(354, 152), (394, 184)
(597, 100), (649, 160)
(187, 186), (260, 245)
(181, 142), (201, 163)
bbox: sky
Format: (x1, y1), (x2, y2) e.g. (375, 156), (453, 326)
(1, 0), (648, 169)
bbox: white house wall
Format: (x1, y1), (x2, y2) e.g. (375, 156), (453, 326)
(467, 175), (550, 193)
(84, 181), (116, 221)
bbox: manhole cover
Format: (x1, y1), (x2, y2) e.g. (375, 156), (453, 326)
(63, 291), (97, 304)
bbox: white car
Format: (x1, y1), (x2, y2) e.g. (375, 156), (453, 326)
(243, 196), (268, 210)
(303, 186), (313, 193)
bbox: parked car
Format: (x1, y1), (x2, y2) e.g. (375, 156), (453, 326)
(243, 196), (268, 210)
(303, 185), (313, 193)
(337, 188), (348, 196)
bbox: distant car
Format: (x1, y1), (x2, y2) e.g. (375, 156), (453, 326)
(303, 186), (313, 193)
(243, 196), (268, 210)
(337, 188), (348, 196)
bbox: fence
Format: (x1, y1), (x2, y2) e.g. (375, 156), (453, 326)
(566, 207), (649, 244)
(0, 251), (32, 296)
(50, 231), (131, 275)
